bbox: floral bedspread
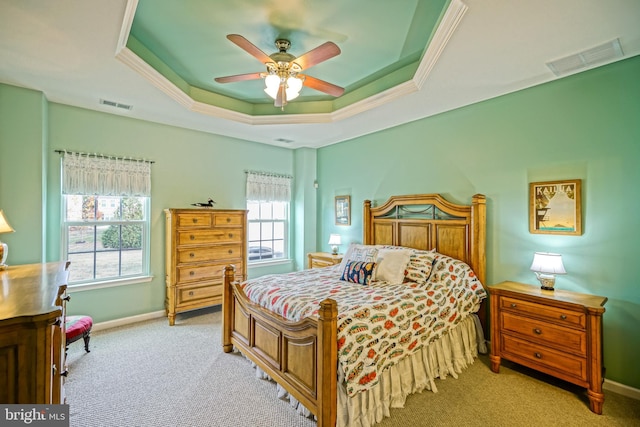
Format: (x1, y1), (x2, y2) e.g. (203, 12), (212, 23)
(241, 255), (486, 396)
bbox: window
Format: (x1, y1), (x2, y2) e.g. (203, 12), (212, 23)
(247, 201), (288, 262)
(62, 195), (150, 283)
(60, 152), (152, 285)
(245, 171), (292, 264)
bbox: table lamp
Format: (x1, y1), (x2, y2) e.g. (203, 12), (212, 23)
(0, 210), (16, 270)
(530, 252), (566, 291)
(328, 234), (342, 255)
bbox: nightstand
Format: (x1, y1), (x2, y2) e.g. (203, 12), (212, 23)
(488, 281), (607, 414)
(307, 252), (343, 269)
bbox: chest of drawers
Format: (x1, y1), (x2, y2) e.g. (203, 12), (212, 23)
(165, 209), (247, 325)
(488, 281), (607, 414)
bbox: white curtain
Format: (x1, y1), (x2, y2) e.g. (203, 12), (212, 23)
(246, 171), (292, 202)
(62, 152), (151, 196)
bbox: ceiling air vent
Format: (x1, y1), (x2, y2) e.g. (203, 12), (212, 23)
(275, 138), (294, 144)
(99, 99), (133, 110)
(546, 39), (624, 77)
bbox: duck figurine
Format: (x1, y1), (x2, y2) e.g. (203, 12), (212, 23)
(191, 198), (216, 207)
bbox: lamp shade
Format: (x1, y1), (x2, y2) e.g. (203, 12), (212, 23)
(0, 210), (15, 234)
(530, 252), (566, 274)
(328, 234), (342, 245)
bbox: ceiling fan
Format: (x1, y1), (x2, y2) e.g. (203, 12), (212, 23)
(215, 34), (345, 109)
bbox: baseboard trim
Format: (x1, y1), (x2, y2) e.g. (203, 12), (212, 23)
(604, 379), (640, 400)
(92, 310), (166, 332)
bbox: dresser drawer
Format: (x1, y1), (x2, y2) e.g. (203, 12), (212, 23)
(177, 213), (212, 228)
(177, 262), (244, 284)
(177, 244), (243, 264)
(213, 213), (245, 227)
(501, 335), (588, 383)
(501, 311), (586, 356)
(500, 296), (585, 328)
(178, 228), (243, 245)
(176, 283), (221, 306)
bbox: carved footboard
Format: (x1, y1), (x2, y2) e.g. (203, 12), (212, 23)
(222, 266), (338, 427)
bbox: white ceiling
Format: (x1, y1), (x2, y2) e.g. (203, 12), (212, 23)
(1, 0), (639, 149)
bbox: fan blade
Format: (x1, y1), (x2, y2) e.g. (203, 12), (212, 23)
(215, 72), (263, 84)
(302, 75), (345, 97)
(226, 34), (272, 64)
(293, 41), (341, 70)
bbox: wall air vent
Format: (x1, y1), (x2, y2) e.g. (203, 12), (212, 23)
(546, 39), (624, 77)
(99, 99), (133, 110)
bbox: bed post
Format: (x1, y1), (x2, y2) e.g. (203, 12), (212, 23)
(317, 298), (338, 427)
(470, 194), (487, 336)
(222, 265), (235, 353)
(363, 200), (372, 244)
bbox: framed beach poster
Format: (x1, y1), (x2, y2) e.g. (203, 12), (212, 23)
(529, 179), (582, 235)
(335, 195), (351, 226)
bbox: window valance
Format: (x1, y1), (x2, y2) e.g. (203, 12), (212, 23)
(246, 171), (292, 202)
(61, 151), (151, 197)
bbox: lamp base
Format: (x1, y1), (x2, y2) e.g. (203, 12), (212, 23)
(535, 272), (556, 291)
(0, 242), (7, 270)
(330, 245), (339, 255)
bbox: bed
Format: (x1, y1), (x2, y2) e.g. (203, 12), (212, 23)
(222, 193), (487, 427)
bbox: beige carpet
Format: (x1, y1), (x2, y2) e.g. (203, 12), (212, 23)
(64, 307), (640, 427)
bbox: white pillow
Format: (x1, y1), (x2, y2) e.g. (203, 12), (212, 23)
(374, 248), (411, 284)
(338, 244), (378, 276)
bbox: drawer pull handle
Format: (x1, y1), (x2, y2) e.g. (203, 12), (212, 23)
(189, 271), (195, 276)
(189, 252), (195, 258)
(226, 218), (231, 222)
(189, 291), (194, 296)
(193, 218), (198, 223)
(229, 233), (233, 238)
(534, 352), (542, 359)
(560, 314), (567, 320)
(533, 328), (542, 335)
(190, 235), (195, 240)
(228, 249), (233, 254)
(510, 303), (517, 308)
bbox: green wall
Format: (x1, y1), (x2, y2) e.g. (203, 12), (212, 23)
(317, 56), (640, 389)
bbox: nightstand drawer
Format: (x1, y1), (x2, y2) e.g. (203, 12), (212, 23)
(500, 296), (585, 328)
(501, 311), (586, 356)
(501, 335), (588, 383)
(311, 259), (335, 268)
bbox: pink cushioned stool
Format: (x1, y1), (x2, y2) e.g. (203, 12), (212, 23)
(65, 315), (93, 353)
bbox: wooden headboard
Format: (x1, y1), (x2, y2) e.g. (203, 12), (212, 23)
(363, 194), (487, 286)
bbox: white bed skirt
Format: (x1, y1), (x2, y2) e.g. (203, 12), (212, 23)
(249, 314), (486, 427)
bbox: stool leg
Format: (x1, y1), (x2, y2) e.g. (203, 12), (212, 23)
(82, 331), (91, 353)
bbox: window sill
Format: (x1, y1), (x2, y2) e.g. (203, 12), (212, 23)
(67, 275), (154, 292)
(248, 258), (292, 268)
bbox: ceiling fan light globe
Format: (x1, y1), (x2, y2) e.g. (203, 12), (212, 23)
(287, 76), (303, 93)
(264, 74), (280, 99)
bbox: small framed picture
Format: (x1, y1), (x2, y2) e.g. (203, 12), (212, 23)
(335, 195), (351, 226)
(529, 179), (582, 235)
